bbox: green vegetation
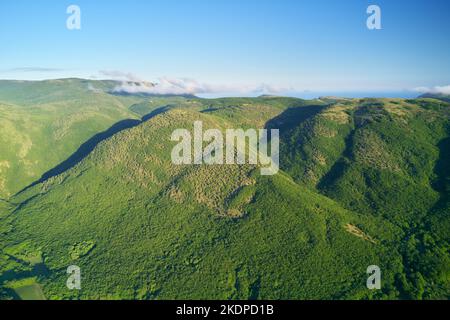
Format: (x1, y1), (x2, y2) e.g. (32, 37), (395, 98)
(3, 277), (46, 300)
(273, 97), (450, 299)
(0, 80), (448, 300)
(69, 241), (96, 261)
(419, 93), (450, 103)
(0, 79), (183, 198)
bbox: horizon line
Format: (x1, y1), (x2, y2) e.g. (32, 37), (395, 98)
(0, 77), (439, 100)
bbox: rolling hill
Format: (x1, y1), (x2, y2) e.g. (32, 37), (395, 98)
(0, 79), (194, 198)
(0, 80), (449, 300)
(419, 93), (450, 103)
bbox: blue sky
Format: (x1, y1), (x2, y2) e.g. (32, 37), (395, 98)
(0, 0), (449, 97)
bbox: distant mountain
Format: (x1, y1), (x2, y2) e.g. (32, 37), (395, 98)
(419, 93), (450, 103)
(0, 81), (449, 300)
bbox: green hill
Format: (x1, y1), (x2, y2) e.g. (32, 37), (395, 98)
(419, 93), (450, 103)
(0, 79), (195, 198)
(273, 97), (450, 299)
(1, 109), (383, 300)
(0, 82), (449, 300)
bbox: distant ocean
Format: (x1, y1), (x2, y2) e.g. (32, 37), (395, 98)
(291, 91), (419, 100)
(199, 91), (420, 100)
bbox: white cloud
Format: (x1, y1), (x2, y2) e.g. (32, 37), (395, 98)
(99, 70), (291, 96)
(413, 85), (450, 95)
(99, 70), (143, 82)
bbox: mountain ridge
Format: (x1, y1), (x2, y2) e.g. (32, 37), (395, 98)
(0, 80), (449, 300)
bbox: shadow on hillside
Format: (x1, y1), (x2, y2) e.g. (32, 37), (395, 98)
(431, 137), (450, 209)
(264, 104), (328, 166)
(0, 262), (50, 284)
(16, 106), (171, 195)
(1, 288), (20, 300)
(0, 261), (50, 300)
(316, 128), (356, 192)
(265, 104), (327, 135)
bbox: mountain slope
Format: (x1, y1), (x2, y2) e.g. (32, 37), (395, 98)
(0, 79), (195, 198)
(0, 92), (448, 300)
(419, 93), (450, 103)
(1, 106), (394, 300)
(274, 97), (450, 298)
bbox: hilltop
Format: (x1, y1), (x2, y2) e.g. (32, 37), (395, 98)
(419, 93), (450, 103)
(0, 80), (449, 300)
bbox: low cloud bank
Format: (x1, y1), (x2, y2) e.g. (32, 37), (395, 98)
(113, 78), (289, 96)
(99, 70), (290, 96)
(413, 85), (450, 95)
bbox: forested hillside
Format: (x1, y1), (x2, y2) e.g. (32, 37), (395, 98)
(0, 80), (448, 300)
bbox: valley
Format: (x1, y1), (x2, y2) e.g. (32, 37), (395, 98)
(0, 80), (449, 300)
